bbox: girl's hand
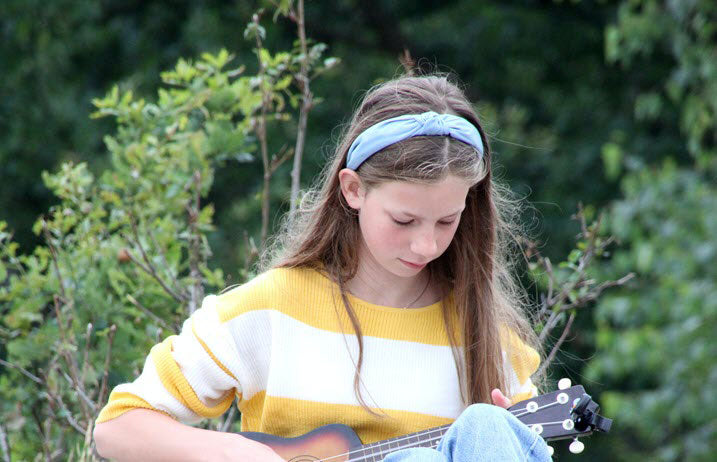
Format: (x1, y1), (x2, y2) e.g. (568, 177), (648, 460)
(490, 388), (512, 409)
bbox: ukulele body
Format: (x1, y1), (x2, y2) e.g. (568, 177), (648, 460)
(241, 423), (362, 462)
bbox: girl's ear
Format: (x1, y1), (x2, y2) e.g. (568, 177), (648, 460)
(338, 168), (364, 210)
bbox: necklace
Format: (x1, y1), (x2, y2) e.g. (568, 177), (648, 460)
(403, 272), (431, 309)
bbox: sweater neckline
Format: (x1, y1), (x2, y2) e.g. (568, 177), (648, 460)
(309, 267), (447, 314)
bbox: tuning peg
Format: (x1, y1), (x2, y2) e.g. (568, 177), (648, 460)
(547, 445), (554, 457)
(569, 438), (585, 454)
(558, 378), (572, 390)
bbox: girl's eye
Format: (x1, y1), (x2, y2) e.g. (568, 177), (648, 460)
(438, 221), (455, 226)
(393, 219), (413, 226)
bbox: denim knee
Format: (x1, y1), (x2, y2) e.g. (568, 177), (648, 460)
(457, 403), (512, 427)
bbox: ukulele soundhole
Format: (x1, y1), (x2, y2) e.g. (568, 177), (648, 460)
(288, 456), (321, 462)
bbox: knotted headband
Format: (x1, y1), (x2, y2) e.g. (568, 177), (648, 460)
(345, 111), (485, 170)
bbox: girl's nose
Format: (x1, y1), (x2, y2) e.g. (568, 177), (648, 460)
(410, 228), (438, 258)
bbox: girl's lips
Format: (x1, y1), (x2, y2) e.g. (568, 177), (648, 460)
(400, 259), (426, 269)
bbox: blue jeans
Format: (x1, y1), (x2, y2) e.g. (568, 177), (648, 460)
(384, 404), (551, 462)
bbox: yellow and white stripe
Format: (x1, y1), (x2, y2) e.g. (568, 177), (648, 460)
(97, 267), (539, 443)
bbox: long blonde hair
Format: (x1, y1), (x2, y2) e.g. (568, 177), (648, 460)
(263, 74), (541, 407)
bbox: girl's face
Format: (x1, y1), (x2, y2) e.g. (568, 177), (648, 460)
(342, 172), (471, 278)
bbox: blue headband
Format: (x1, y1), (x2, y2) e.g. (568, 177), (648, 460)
(345, 111), (484, 170)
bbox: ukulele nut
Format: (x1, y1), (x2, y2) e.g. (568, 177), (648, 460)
(526, 401), (539, 413)
(557, 393), (569, 404)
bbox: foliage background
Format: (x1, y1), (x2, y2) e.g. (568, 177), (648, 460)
(1, 0), (714, 460)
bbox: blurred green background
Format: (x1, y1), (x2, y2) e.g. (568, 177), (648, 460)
(1, 0), (715, 460)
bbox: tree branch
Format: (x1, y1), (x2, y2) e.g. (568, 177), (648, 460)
(185, 170), (205, 315)
(125, 216), (187, 303)
(126, 294), (174, 332)
(0, 422), (10, 462)
(537, 311), (576, 376)
(289, 0), (313, 213)
(96, 324), (117, 410)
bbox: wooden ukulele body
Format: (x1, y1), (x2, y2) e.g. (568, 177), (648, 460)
(241, 424), (362, 462)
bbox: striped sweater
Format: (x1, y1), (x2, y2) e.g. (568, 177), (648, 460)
(96, 266), (539, 443)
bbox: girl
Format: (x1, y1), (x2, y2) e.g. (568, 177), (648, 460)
(93, 75), (550, 461)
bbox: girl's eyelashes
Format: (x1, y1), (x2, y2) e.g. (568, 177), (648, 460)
(392, 218), (456, 226)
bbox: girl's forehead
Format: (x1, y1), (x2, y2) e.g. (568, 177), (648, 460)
(369, 176), (470, 214)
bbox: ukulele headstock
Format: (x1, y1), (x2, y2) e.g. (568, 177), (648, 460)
(507, 380), (612, 454)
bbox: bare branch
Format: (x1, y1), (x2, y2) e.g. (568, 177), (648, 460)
(146, 223), (184, 294)
(185, 170), (205, 315)
(289, 0), (313, 213)
(53, 296), (92, 421)
(96, 324), (117, 409)
(40, 367), (86, 436)
(31, 406), (51, 462)
(126, 294), (174, 332)
(0, 422), (10, 462)
(43, 226), (67, 301)
(60, 370), (96, 413)
(399, 48), (416, 75)
(270, 145), (294, 174)
(218, 401), (238, 433)
(537, 311), (577, 376)
(0, 358), (43, 385)
(80, 322), (92, 386)
(125, 216), (187, 303)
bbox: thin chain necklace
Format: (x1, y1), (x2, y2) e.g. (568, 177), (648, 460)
(402, 272), (431, 309)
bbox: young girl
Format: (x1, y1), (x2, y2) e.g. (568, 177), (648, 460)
(93, 75), (550, 461)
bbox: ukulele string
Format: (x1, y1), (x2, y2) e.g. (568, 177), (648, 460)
(317, 414), (565, 462)
(318, 434), (444, 462)
(510, 400), (560, 419)
(316, 430), (446, 462)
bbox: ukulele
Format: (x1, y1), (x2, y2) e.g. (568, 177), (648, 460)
(240, 381), (612, 461)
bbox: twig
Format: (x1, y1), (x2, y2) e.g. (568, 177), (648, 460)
(270, 144), (294, 175)
(185, 171), (205, 315)
(537, 311), (576, 377)
(126, 216), (187, 303)
(80, 322), (92, 386)
(0, 358), (43, 385)
(40, 366), (86, 436)
(96, 324), (117, 409)
(43, 226), (67, 301)
(253, 12), (272, 249)
(399, 48), (416, 75)
(49, 391), (86, 436)
(60, 370), (96, 412)
(31, 406), (51, 462)
(0, 422), (10, 462)
(219, 402), (238, 433)
(146, 224), (184, 296)
(126, 294), (173, 332)
(53, 295), (92, 422)
(289, 0), (313, 213)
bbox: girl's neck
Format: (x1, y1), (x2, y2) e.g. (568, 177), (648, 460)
(345, 247), (439, 308)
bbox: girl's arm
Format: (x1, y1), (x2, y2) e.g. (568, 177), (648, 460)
(93, 408), (285, 462)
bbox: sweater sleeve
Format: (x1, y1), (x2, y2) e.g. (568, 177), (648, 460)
(96, 295), (244, 424)
(502, 329), (541, 404)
